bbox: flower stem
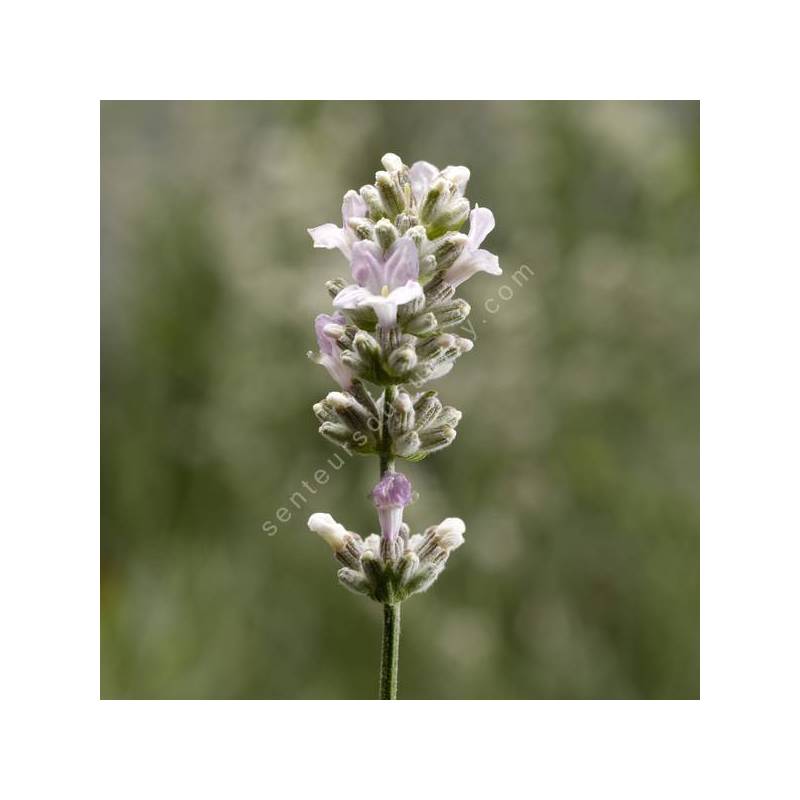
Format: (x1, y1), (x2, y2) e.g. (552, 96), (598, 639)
(379, 452), (394, 477)
(378, 385), (400, 699)
(380, 385), (397, 478)
(379, 602), (401, 699)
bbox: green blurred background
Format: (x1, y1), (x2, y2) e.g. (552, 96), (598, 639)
(101, 101), (699, 699)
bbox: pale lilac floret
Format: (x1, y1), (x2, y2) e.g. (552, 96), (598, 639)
(307, 190), (367, 258)
(371, 472), (413, 541)
(408, 161), (439, 204)
(443, 205), (502, 287)
(333, 238), (423, 328)
(312, 312), (353, 389)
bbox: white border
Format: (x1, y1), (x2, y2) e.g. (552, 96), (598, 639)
(3, 1), (800, 797)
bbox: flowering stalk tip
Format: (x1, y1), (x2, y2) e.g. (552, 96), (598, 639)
(304, 154), (502, 699)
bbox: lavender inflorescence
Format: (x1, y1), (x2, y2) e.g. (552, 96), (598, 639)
(306, 153), (501, 603)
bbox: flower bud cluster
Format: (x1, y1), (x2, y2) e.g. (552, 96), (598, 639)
(313, 382), (462, 461)
(308, 152), (501, 398)
(309, 510), (466, 604)
(315, 288), (474, 387)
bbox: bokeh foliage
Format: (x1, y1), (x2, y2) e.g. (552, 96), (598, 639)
(101, 101), (699, 699)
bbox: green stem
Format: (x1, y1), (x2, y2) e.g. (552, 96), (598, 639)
(379, 452), (394, 477)
(378, 385), (400, 699)
(379, 602), (401, 699)
(380, 385), (397, 478)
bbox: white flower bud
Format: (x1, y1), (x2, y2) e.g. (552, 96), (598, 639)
(394, 430), (421, 457)
(308, 512), (350, 552)
(419, 254), (438, 280)
(419, 424), (456, 453)
(389, 391), (415, 437)
(438, 197), (470, 230)
(435, 334), (456, 349)
(337, 568), (372, 596)
(362, 534), (381, 558)
(424, 279), (456, 306)
(381, 153), (404, 172)
(397, 551), (419, 586)
(312, 400), (337, 423)
(419, 177), (448, 222)
(436, 405), (462, 428)
(388, 345), (417, 376)
(318, 421), (357, 446)
(406, 225), (427, 250)
(434, 299), (471, 329)
(413, 392), (442, 430)
(323, 391), (375, 442)
(395, 213), (417, 234)
(405, 311), (437, 336)
(429, 232), (468, 270)
(325, 391), (351, 412)
(375, 218), (399, 251)
(353, 330), (382, 361)
(433, 517), (465, 552)
(360, 549), (383, 584)
(360, 184), (385, 220)
(347, 216), (374, 241)
(376, 171), (404, 216)
(326, 277), (347, 298)
(440, 165), (470, 194)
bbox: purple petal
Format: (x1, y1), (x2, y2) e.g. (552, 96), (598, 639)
(359, 295), (398, 328)
(320, 353), (353, 390)
(441, 165), (471, 195)
(371, 472), (413, 509)
(307, 223), (348, 254)
(445, 248), (501, 288)
(388, 280), (423, 307)
(377, 506), (403, 542)
(314, 312), (346, 357)
(341, 190), (367, 224)
(384, 238), (419, 288)
(466, 206), (495, 249)
(408, 161), (439, 203)
(332, 283), (371, 311)
(473, 248), (501, 275)
(350, 240), (384, 293)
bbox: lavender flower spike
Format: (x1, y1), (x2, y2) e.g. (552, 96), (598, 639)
(305, 154), (504, 699)
(371, 471), (413, 542)
(333, 238), (423, 328)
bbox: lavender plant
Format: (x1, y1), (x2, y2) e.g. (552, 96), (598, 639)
(306, 153), (501, 699)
